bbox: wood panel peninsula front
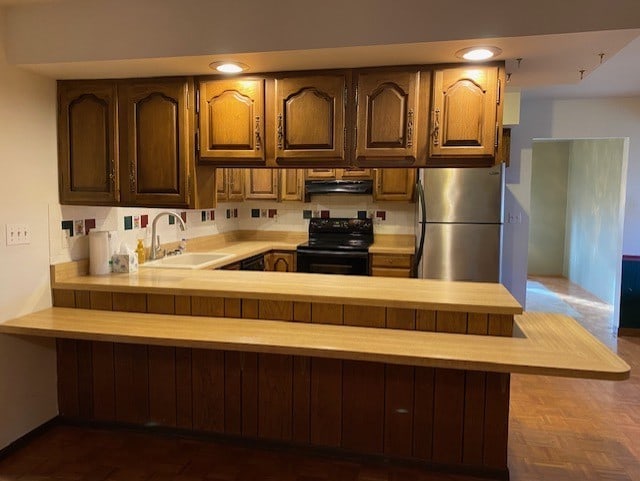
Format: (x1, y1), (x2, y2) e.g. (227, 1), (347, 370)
(0, 260), (629, 480)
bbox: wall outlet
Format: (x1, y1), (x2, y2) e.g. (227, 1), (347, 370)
(6, 223), (31, 245)
(507, 212), (522, 224)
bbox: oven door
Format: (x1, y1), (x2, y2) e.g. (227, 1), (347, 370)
(296, 249), (369, 276)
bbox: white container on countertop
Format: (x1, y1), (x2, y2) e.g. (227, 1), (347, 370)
(89, 230), (112, 275)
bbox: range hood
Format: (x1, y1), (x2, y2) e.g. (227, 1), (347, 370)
(304, 179), (373, 202)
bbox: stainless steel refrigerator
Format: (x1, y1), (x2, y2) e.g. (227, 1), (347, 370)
(414, 165), (504, 282)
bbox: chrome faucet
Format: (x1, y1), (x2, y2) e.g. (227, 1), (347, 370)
(149, 211), (187, 260)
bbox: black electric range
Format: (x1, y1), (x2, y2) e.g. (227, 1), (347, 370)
(296, 218), (373, 275)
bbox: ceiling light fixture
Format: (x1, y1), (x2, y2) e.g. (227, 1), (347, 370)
(455, 46), (502, 62)
(209, 61), (249, 74)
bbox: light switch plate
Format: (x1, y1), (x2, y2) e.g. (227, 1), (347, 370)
(6, 223), (31, 245)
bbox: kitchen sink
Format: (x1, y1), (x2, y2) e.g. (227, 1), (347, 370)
(142, 252), (233, 269)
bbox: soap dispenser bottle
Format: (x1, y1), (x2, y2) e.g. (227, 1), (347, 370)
(136, 239), (146, 264)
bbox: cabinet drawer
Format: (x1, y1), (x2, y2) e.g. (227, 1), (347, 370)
(371, 254), (412, 268)
(371, 267), (411, 278)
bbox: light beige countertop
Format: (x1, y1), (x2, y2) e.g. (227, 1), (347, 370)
(0, 308), (627, 380)
(149, 233), (415, 264)
(184, 240), (299, 267)
(53, 232), (503, 314)
(53, 262), (521, 314)
(369, 234), (415, 255)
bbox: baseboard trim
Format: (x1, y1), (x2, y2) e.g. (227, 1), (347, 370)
(0, 416), (61, 461)
(618, 327), (640, 337)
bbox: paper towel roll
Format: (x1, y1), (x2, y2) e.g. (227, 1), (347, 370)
(89, 230), (111, 275)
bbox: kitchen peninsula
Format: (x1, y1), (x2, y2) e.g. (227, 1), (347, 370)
(0, 253), (629, 480)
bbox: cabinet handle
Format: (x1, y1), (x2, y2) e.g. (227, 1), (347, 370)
(432, 108), (440, 146)
(255, 116), (262, 151)
(109, 159), (116, 184)
(129, 161), (136, 193)
(495, 122), (500, 148)
(406, 109), (414, 148)
(343, 127), (347, 152)
(277, 113), (284, 150)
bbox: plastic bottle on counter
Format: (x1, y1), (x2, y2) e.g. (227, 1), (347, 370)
(136, 239), (146, 264)
(179, 238), (187, 253)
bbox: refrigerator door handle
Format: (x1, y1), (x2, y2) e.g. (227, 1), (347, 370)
(413, 178), (427, 278)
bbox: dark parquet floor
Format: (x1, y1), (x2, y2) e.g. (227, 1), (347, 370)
(0, 276), (639, 481)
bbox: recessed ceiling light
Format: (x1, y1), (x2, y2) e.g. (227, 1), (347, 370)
(209, 61), (249, 74)
(455, 46), (502, 61)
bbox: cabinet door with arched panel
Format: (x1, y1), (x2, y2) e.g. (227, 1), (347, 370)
(355, 69), (422, 166)
(198, 78), (265, 165)
(119, 78), (193, 207)
(429, 66), (502, 163)
(266, 251), (296, 272)
(58, 81), (119, 205)
(274, 74), (348, 166)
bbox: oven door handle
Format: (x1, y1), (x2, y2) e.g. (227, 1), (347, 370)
(296, 249), (369, 259)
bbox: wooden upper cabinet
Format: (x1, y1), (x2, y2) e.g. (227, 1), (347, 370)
(373, 168), (416, 202)
(430, 66), (500, 161)
(306, 168), (336, 179)
(355, 70), (420, 166)
(198, 78), (265, 165)
(305, 168), (371, 180)
(245, 169), (278, 200)
(280, 169), (304, 201)
(340, 168), (372, 179)
(58, 81), (119, 205)
(216, 168), (228, 202)
(216, 168), (245, 202)
(119, 78), (192, 207)
(274, 74), (348, 166)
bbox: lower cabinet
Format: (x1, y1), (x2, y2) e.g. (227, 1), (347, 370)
(265, 251), (296, 272)
(56, 337), (510, 473)
(370, 254), (413, 278)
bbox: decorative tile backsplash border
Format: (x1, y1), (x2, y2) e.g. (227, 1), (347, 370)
(57, 205), (400, 243)
(50, 197), (413, 264)
(61, 218), (97, 238)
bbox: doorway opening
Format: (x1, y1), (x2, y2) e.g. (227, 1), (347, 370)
(526, 138), (629, 330)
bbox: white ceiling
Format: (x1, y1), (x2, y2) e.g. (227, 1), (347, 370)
(2, 1), (640, 99)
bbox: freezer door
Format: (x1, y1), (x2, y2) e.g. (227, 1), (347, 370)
(422, 223), (502, 282)
(424, 166), (503, 223)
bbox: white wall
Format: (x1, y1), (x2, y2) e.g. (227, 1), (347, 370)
(504, 96), (640, 308)
(0, 9), (58, 450)
(50, 197), (415, 263)
(564, 138), (627, 305)
(528, 141), (570, 275)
